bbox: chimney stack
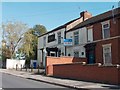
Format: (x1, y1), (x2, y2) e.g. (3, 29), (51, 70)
(80, 11), (92, 21)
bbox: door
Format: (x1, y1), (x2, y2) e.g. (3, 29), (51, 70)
(88, 50), (95, 64)
(85, 43), (96, 64)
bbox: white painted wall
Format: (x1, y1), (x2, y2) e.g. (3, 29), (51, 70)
(73, 45), (86, 57)
(38, 28), (65, 67)
(46, 28), (65, 48)
(6, 59), (25, 69)
(66, 27), (87, 57)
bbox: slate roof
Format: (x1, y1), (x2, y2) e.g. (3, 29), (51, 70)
(67, 7), (120, 32)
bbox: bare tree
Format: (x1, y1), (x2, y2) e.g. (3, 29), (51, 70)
(2, 21), (28, 58)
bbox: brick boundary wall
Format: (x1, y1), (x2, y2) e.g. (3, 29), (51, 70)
(46, 56), (87, 75)
(46, 56), (87, 66)
(52, 63), (120, 85)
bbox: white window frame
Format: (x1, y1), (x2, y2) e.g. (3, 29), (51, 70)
(57, 32), (61, 44)
(73, 31), (79, 45)
(102, 44), (112, 65)
(87, 28), (93, 42)
(101, 20), (110, 39)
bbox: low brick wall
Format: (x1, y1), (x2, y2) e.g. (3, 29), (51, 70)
(46, 56), (87, 75)
(46, 56), (87, 66)
(47, 65), (53, 76)
(52, 63), (120, 85)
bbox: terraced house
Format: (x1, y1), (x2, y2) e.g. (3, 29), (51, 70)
(43, 7), (120, 85)
(38, 11), (92, 67)
(66, 7), (120, 65)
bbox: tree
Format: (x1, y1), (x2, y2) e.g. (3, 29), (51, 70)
(2, 21), (28, 58)
(18, 24), (47, 65)
(33, 24), (47, 36)
(32, 24), (47, 60)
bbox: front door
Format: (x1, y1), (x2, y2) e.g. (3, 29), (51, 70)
(84, 43), (96, 64)
(88, 50), (95, 64)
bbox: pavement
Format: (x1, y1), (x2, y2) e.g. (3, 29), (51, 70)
(0, 69), (120, 90)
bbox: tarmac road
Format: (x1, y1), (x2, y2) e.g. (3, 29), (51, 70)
(1, 73), (76, 90)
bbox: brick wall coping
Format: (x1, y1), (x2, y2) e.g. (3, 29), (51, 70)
(53, 63), (120, 69)
(47, 56), (86, 59)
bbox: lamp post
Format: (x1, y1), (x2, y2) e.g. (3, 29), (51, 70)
(2, 27), (6, 68)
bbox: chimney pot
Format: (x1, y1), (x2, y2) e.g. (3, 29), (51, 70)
(80, 11), (92, 21)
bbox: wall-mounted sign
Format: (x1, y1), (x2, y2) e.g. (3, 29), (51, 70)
(64, 39), (72, 46)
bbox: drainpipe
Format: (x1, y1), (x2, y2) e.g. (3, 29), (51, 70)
(43, 48), (47, 75)
(64, 27), (67, 56)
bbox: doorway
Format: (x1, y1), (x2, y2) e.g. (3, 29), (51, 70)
(84, 43), (96, 64)
(88, 50), (95, 64)
(50, 52), (56, 57)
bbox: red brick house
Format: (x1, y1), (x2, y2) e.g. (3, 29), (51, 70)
(72, 7), (120, 65)
(46, 7), (120, 85)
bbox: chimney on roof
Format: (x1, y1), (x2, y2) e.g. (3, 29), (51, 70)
(80, 11), (92, 21)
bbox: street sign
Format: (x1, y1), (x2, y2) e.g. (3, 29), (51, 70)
(64, 39), (72, 46)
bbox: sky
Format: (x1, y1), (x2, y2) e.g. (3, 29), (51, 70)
(0, 1), (119, 47)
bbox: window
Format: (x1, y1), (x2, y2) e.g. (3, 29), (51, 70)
(48, 34), (55, 43)
(43, 37), (46, 46)
(57, 32), (61, 44)
(74, 51), (79, 57)
(103, 44), (112, 65)
(101, 20), (110, 39)
(74, 31), (79, 45)
(87, 28), (93, 42)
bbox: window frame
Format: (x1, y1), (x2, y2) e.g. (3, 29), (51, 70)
(101, 20), (110, 39)
(57, 32), (61, 44)
(73, 31), (79, 45)
(102, 44), (112, 65)
(87, 28), (93, 42)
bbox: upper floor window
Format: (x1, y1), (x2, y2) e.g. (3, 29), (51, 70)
(87, 28), (93, 42)
(74, 31), (79, 45)
(43, 37), (46, 46)
(57, 32), (61, 44)
(101, 20), (110, 39)
(48, 34), (55, 43)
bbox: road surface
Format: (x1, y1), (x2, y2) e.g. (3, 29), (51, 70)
(2, 73), (75, 90)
